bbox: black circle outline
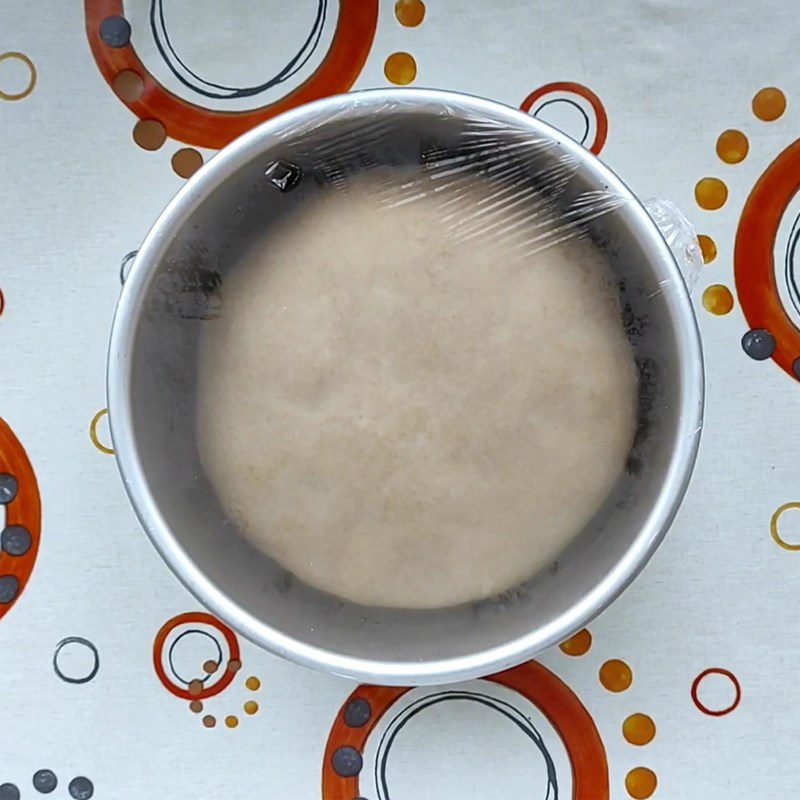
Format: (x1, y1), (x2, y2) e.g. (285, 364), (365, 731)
(166, 627), (224, 686)
(373, 690), (558, 800)
(785, 211), (799, 317)
(533, 98), (591, 146)
(149, 0), (328, 100)
(119, 250), (138, 285)
(53, 637), (100, 685)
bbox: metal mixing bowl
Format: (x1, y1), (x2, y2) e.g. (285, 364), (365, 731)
(107, 89), (703, 684)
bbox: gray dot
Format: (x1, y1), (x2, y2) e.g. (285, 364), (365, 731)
(332, 746), (363, 778)
(793, 357), (800, 379)
(0, 574), (20, 604)
(741, 328), (776, 360)
(0, 473), (18, 504)
(99, 15), (131, 47)
(68, 776), (94, 800)
(33, 769), (58, 793)
(2, 525), (32, 556)
(0, 784), (20, 800)
(344, 697), (372, 727)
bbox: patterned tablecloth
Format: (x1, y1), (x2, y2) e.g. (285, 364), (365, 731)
(1, 2), (798, 798)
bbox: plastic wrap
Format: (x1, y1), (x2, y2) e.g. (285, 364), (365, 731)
(252, 96), (703, 286)
(111, 90), (705, 680)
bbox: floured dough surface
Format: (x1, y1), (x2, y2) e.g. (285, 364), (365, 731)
(197, 176), (637, 609)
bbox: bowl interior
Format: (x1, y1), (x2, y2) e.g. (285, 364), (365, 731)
(113, 93), (701, 682)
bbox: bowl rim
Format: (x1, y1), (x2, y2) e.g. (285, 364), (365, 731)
(107, 87), (704, 684)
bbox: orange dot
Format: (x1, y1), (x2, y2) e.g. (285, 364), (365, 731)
(227, 658), (242, 673)
(623, 713), (656, 745)
(244, 700), (259, 715)
(225, 715), (239, 728)
(203, 660), (218, 674)
(697, 235), (717, 264)
(695, 177), (728, 210)
(189, 700), (203, 713)
(599, 659), (633, 692)
(626, 767), (657, 799)
(202, 714), (216, 728)
(395, 0), (426, 26)
(716, 129), (749, 164)
(559, 628), (592, 656)
(172, 147), (204, 179)
(702, 284), (734, 315)
(113, 70), (144, 102)
(384, 52), (417, 85)
(245, 676), (261, 691)
(187, 678), (203, 697)
(133, 118), (166, 151)
(752, 87), (786, 121)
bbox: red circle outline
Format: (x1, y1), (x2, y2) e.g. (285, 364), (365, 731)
(152, 612), (240, 700)
(734, 139), (800, 381)
(84, 0), (379, 149)
(0, 417), (41, 622)
(321, 660), (608, 799)
(691, 668), (742, 717)
(520, 82), (609, 156)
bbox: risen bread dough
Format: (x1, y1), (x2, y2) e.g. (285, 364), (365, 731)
(197, 176), (637, 609)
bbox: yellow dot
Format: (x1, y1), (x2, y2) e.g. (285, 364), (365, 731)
(752, 87), (786, 121)
(384, 52), (417, 85)
(771, 502), (800, 551)
(626, 767), (657, 799)
(559, 628), (592, 656)
(395, 0), (426, 26)
(599, 659), (633, 692)
(244, 700), (259, 715)
(697, 235), (717, 264)
(245, 676), (261, 691)
(702, 284), (734, 315)
(695, 177), (728, 210)
(623, 713), (656, 745)
(716, 129), (749, 164)
(225, 715), (239, 728)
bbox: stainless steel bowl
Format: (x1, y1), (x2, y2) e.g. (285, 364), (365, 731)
(108, 89), (703, 684)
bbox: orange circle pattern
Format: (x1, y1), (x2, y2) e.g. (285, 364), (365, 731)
(0, 418), (42, 622)
(734, 139), (800, 380)
(520, 82), (609, 156)
(152, 612), (241, 701)
(85, 0), (379, 149)
(322, 660), (608, 799)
